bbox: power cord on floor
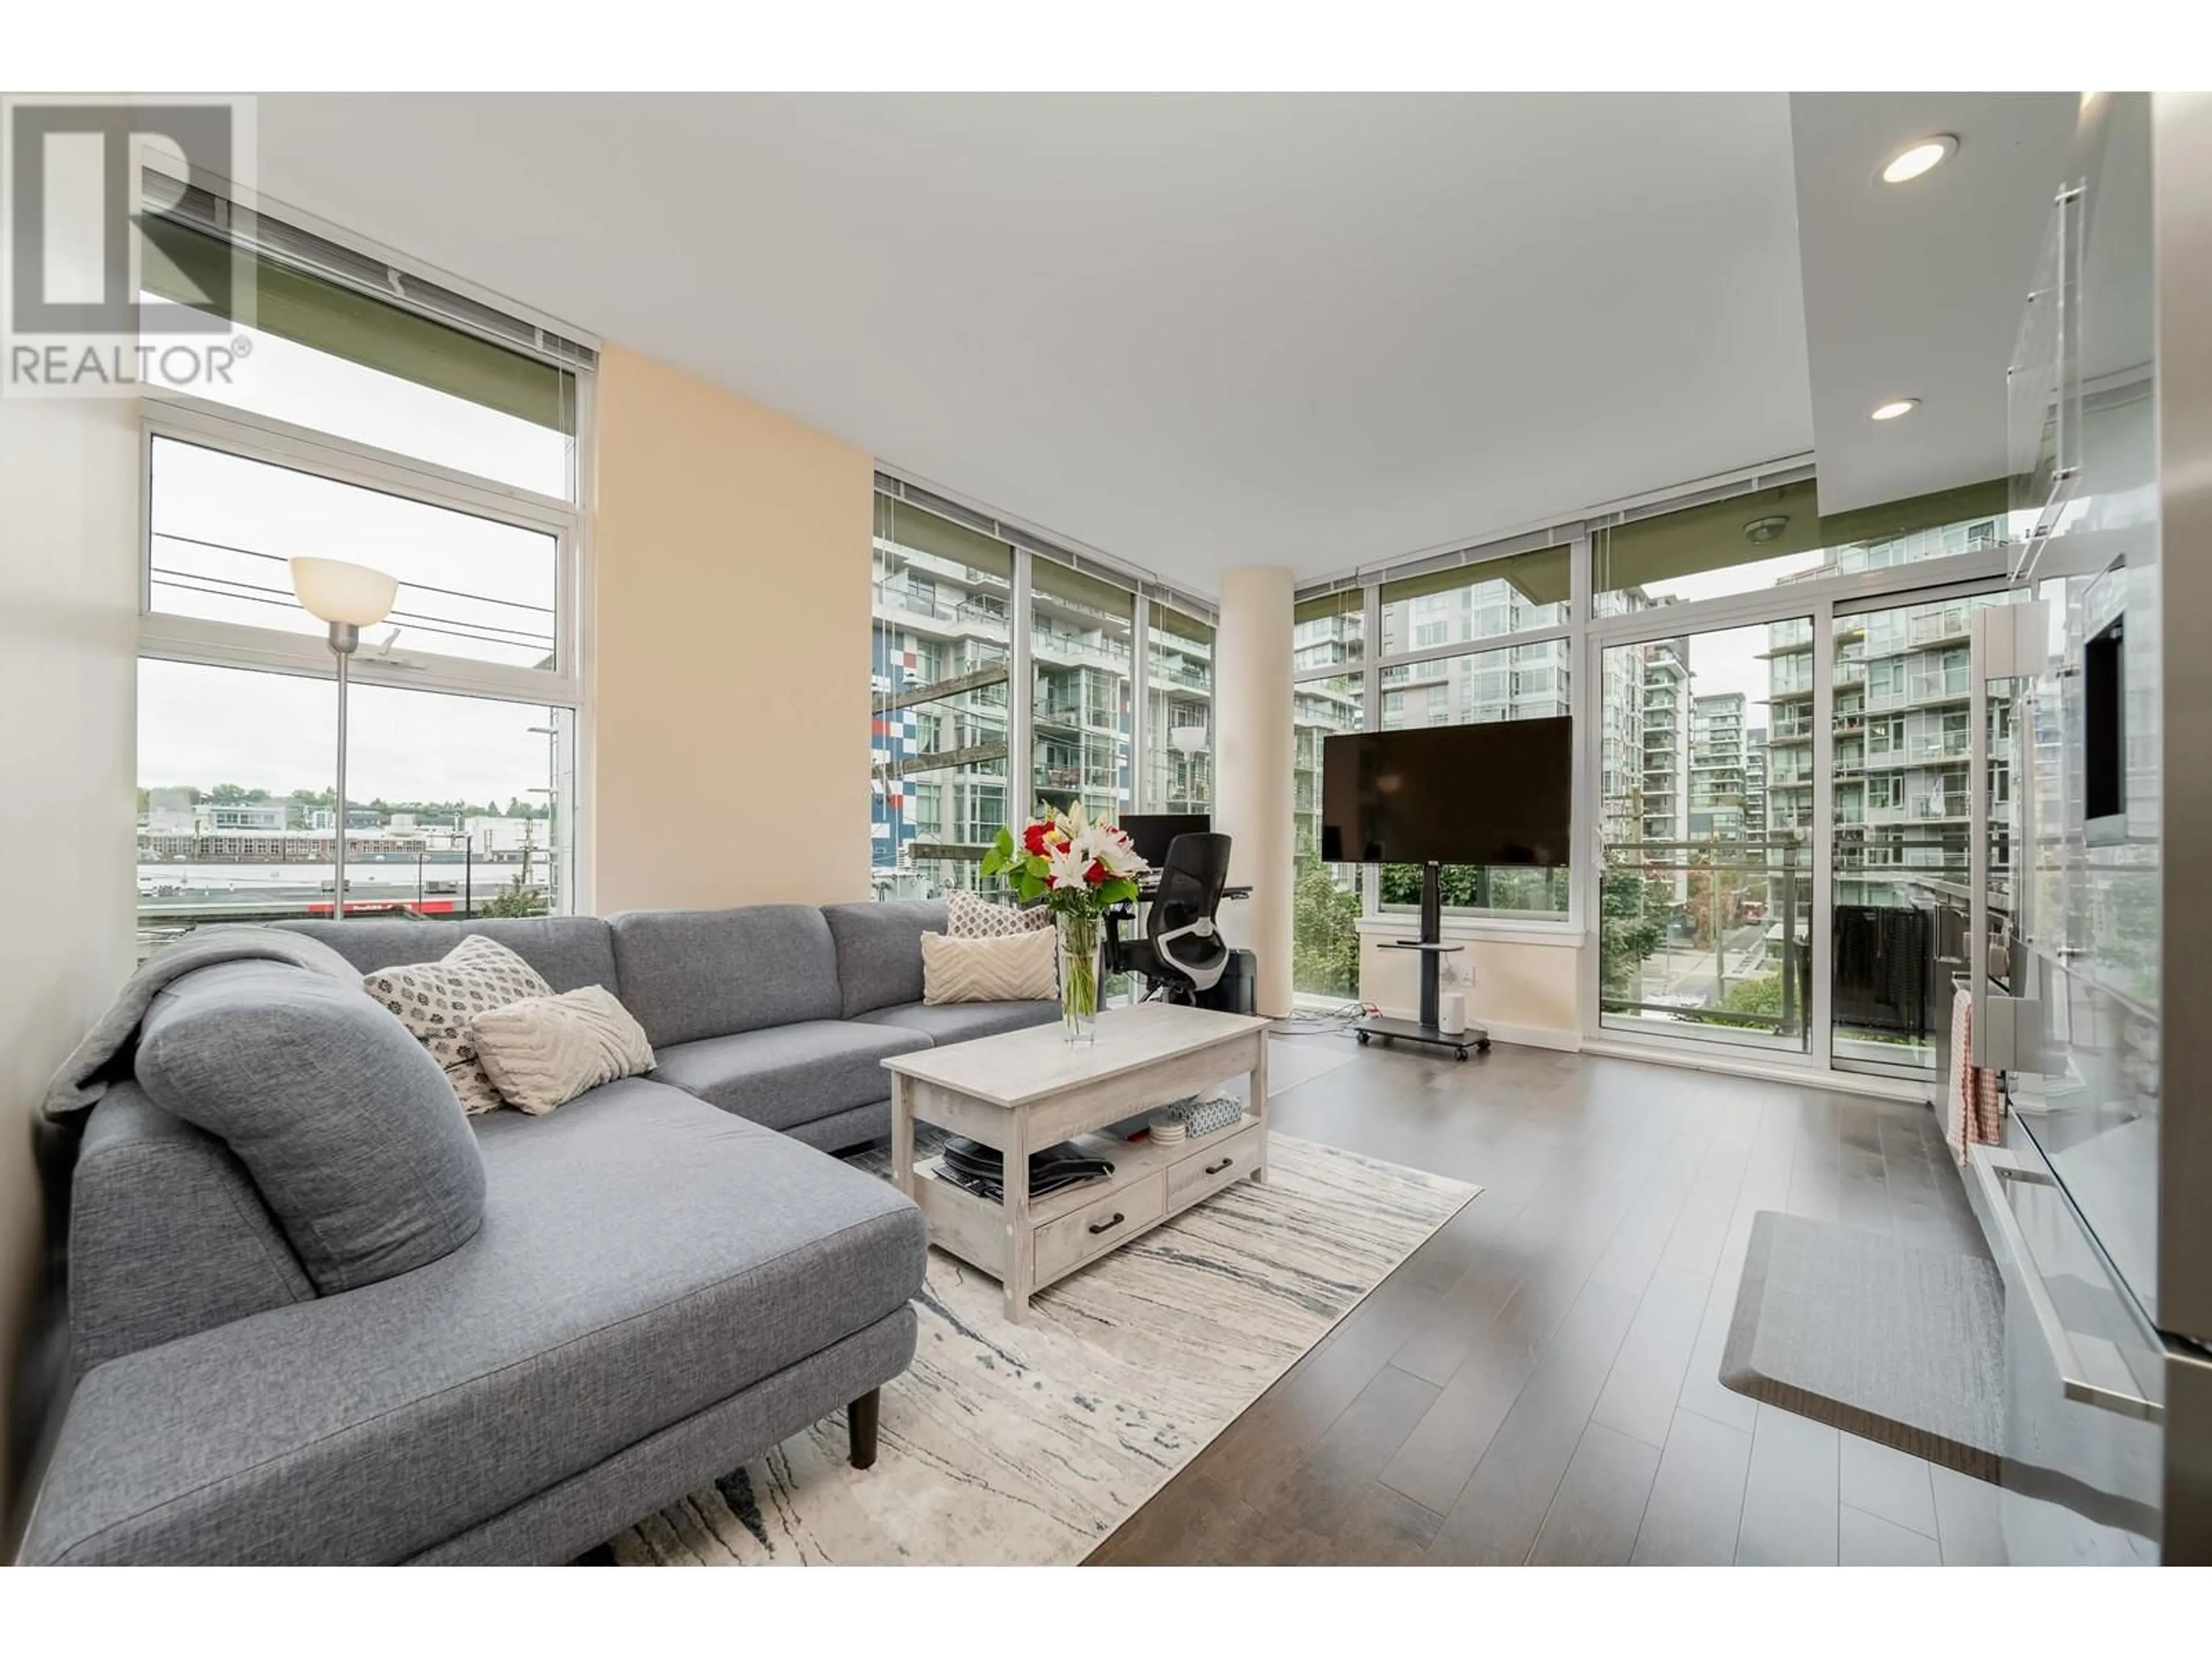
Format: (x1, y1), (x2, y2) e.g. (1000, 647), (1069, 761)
(1267, 1001), (1372, 1038)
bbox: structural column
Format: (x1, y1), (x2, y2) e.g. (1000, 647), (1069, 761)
(1214, 566), (1296, 1016)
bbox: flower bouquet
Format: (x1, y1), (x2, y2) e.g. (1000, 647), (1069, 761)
(980, 806), (1150, 1042)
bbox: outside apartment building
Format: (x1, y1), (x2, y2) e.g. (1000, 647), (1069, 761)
(870, 498), (1213, 899)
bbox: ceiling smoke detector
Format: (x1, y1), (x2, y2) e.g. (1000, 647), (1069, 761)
(1744, 516), (1791, 546)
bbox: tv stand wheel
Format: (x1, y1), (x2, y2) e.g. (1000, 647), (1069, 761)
(1356, 1030), (1370, 1046)
(1476, 1039), (1491, 1054)
(1453, 1046), (1469, 1062)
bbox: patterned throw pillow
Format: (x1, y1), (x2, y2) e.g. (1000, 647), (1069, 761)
(467, 986), (656, 1115)
(922, 930), (1058, 1004)
(362, 935), (555, 1115)
(945, 889), (1053, 940)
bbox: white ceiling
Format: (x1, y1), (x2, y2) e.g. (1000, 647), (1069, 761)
(249, 93), (2075, 594)
(1789, 92), (2079, 517)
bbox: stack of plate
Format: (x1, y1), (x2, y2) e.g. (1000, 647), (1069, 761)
(1146, 1112), (1188, 1146)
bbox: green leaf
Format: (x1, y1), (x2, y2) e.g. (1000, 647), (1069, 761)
(1096, 876), (1141, 908)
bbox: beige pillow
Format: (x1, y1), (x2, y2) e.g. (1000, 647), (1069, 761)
(362, 934), (554, 1115)
(468, 985), (656, 1115)
(945, 889), (1052, 939)
(922, 929), (1056, 1004)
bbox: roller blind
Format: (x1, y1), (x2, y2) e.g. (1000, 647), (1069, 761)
(141, 214), (579, 435)
(1031, 556), (1134, 622)
(1150, 603), (1214, 646)
(1381, 543), (1571, 609)
(1295, 589), (1365, 627)
(875, 493), (1014, 579)
(1595, 478), (2009, 593)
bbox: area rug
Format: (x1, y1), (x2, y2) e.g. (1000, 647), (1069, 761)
(1721, 1210), (2004, 1480)
(605, 1134), (1478, 1566)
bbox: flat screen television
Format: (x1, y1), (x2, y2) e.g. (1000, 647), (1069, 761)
(1320, 717), (1572, 867)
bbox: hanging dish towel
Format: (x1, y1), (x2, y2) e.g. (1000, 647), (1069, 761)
(1946, 984), (2005, 1165)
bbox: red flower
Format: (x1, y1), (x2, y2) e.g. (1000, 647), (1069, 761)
(1022, 823), (1050, 856)
(1085, 859), (1108, 885)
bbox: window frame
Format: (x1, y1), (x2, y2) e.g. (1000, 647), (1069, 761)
(135, 364), (594, 912)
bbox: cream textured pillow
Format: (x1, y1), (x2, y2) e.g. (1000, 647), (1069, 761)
(468, 986), (656, 1115)
(922, 929), (1057, 1004)
(945, 889), (1053, 940)
(361, 934), (554, 1115)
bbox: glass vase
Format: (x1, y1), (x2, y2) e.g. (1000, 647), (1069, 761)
(1055, 911), (1103, 1044)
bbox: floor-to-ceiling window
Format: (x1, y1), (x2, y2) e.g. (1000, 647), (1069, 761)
(870, 497), (1015, 897)
(1030, 562), (1134, 822)
(1586, 476), (2020, 1063)
(133, 185), (588, 957)
(1597, 620), (1810, 1050)
(1291, 590), (1366, 998)
(1373, 546), (1575, 919)
(1827, 588), (2023, 1073)
(1145, 604), (1213, 814)
(869, 484), (1213, 899)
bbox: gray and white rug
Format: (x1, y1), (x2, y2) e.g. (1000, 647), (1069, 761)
(607, 1133), (1477, 1566)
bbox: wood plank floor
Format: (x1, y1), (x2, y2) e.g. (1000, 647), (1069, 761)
(1085, 1035), (2005, 1567)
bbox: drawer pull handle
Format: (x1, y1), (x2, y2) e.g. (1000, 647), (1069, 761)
(1203, 1157), (1235, 1176)
(1086, 1211), (1126, 1236)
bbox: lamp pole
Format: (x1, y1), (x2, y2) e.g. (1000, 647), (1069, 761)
(331, 622), (357, 919)
(287, 558), (398, 925)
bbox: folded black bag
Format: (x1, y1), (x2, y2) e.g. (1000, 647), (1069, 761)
(938, 1136), (1115, 1201)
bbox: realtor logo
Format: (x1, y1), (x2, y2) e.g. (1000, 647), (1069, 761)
(2, 93), (256, 398)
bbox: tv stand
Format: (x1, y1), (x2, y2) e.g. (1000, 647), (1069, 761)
(1355, 861), (1490, 1062)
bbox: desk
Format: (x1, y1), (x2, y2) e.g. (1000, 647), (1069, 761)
(1134, 882), (1253, 903)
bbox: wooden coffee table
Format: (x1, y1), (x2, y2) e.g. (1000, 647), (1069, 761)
(882, 1003), (1272, 1323)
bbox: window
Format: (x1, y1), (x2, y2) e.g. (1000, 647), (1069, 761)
(872, 495), (1014, 899)
(1145, 604), (1213, 816)
(1376, 645), (1573, 921)
(1593, 478), (2017, 616)
(1292, 673), (1363, 997)
(1377, 545), (1570, 654)
(137, 664), (574, 957)
(1031, 561), (1134, 821)
(134, 196), (588, 954)
(149, 438), (560, 672)
(1294, 590), (1365, 671)
(141, 202), (579, 498)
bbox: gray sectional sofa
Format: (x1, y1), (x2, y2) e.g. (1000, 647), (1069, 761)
(19, 899), (1057, 1565)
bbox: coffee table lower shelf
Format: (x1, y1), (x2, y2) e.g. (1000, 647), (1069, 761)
(911, 1116), (1265, 1312)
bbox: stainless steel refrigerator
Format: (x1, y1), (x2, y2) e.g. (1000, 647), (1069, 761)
(1960, 89), (2212, 1566)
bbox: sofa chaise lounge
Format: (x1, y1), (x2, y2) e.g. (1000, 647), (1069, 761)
(17, 899), (1056, 1565)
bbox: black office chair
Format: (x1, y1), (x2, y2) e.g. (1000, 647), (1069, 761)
(1108, 832), (1233, 1004)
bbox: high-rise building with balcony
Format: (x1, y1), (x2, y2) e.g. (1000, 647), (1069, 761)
(1640, 637), (1691, 882)
(1688, 691), (1748, 840)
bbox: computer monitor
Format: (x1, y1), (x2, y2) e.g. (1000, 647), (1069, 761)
(1121, 813), (1211, 871)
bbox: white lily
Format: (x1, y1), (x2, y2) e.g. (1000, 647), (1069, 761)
(1043, 838), (1093, 891)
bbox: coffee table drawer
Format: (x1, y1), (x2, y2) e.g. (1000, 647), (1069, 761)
(1166, 1122), (1263, 1213)
(1035, 1172), (1165, 1284)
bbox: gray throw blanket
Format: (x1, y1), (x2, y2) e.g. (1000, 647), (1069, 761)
(42, 926), (359, 1123)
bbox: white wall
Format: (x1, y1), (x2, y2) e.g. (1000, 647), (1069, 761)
(1357, 921), (1583, 1049)
(0, 393), (141, 1531)
(1214, 567), (1296, 1016)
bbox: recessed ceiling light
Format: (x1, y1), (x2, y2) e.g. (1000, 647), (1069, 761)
(1880, 135), (1958, 184)
(1870, 398), (1921, 421)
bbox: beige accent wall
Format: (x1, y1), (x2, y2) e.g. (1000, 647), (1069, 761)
(1357, 929), (1582, 1045)
(589, 347), (876, 914)
(0, 393), (141, 1536)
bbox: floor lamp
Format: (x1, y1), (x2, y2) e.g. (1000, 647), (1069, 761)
(289, 558), (398, 923)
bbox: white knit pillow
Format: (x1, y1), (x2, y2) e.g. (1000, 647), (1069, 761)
(361, 934), (554, 1115)
(468, 986), (656, 1115)
(945, 889), (1053, 940)
(922, 930), (1057, 1004)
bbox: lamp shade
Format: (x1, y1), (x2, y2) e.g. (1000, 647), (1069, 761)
(289, 557), (397, 627)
